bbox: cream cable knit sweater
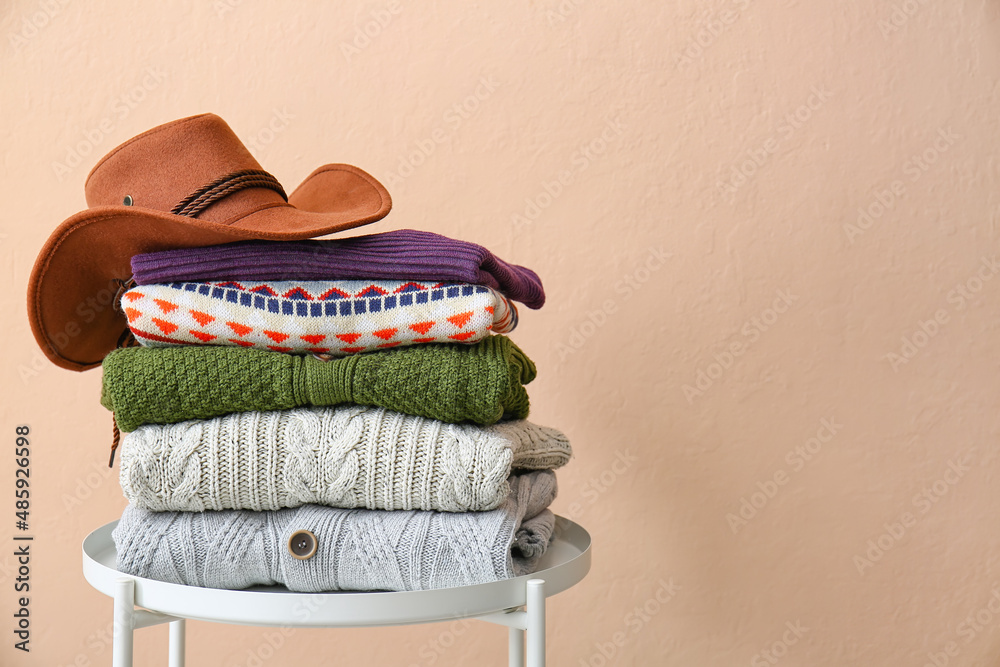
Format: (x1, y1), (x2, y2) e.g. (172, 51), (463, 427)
(119, 406), (571, 512)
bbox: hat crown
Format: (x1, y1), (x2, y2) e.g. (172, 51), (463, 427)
(85, 114), (286, 221)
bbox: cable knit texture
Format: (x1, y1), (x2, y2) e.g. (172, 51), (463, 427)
(119, 407), (572, 512)
(124, 280), (517, 355)
(130, 229), (546, 309)
(113, 471), (557, 592)
(101, 335), (536, 431)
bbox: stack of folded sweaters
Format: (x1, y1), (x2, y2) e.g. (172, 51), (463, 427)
(102, 229), (573, 593)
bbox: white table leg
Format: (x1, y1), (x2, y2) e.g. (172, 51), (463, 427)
(526, 579), (545, 667)
(169, 619), (186, 667)
(509, 625), (525, 667)
(113, 578), (135, 667)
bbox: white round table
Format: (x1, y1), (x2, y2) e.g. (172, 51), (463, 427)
(83, 516), (591, 667)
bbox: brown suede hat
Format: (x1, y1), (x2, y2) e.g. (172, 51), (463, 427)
(27, 113), (392, 372)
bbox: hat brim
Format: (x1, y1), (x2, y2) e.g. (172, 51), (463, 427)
(28, 164), (391, 371)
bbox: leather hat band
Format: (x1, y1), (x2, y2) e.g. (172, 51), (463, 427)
(170, 169), (288, 218)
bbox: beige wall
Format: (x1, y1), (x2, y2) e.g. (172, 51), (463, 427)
(3, 0), (1000, 665)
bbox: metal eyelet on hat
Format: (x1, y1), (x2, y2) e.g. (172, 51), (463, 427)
(123, 195), (133, 206)
(288, 529), (318, 560)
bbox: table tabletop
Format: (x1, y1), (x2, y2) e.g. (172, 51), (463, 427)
(83, 516), (591, 628)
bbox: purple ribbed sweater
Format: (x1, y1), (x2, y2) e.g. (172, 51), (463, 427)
(131, 229), (544, 309)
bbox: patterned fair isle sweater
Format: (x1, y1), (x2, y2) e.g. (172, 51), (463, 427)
(122, 280), (517, 355)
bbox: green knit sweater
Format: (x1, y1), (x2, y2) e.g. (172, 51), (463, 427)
(101, 336), (536, 432)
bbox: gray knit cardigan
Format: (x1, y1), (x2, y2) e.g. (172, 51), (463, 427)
(113, 470), (557, 592)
